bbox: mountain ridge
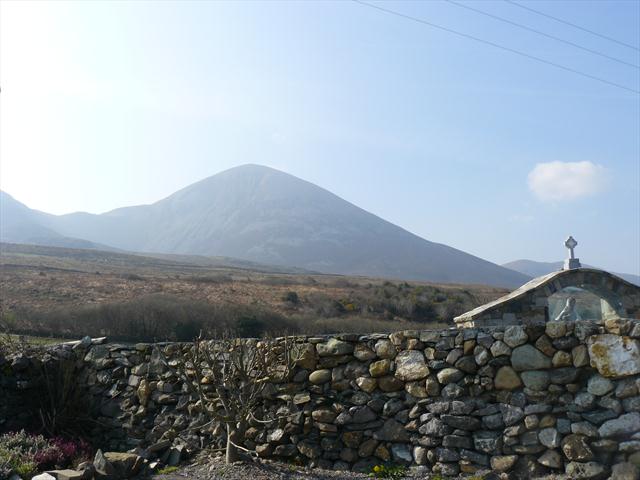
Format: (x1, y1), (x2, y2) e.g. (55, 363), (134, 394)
(1, 164), (530, 287)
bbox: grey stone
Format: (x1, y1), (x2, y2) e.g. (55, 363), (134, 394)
(611, 462), (640, 480)
(504, 326), (528, 348)
(599, 412), (640, 438)
(521, 370), (550, 390)
(539, 428), (561, 448)
(490, 341), (512, 357)
(588, 375), (615, 396)
(436, 367), (464, 385)
(391, 444), (412, 463)
(373, 419), (409, 442)
(500, 404), (525, 427)
(316, 338), (354, 356)
(538, 449), (563, 469)
(511, 345), (552, 371)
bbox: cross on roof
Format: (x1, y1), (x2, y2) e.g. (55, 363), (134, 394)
(565, 236), (578, 259)
(563, 236), (581, 269)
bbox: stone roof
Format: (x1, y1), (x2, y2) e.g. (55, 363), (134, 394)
(454, 267), (640, 328)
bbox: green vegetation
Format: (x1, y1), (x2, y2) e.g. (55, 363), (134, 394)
(157, 465), (180, 474)
(0, 431), (91, 479)
(369, 463), (407, 479)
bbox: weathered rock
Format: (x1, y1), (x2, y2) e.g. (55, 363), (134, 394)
(491, 455), (518, 472)
(369, 359), (391, 377)
(316, 338), (354, 357)
(511, 345), (552, 371)
(353, 343), (376, 361)
(494, 366), (522, 390)
(562, 434), (594, 461)
(374, 339), (397, 359)
(565, 461), (608, 479)
(504, 326), (529, 348)
(436, 367), (464, 385)
(378, 375), (404, 392)
(394, 350), (429, 381)
(355, 376), (377, 393)
(588, 334), (640, 378)
(490, 341), (511, 357)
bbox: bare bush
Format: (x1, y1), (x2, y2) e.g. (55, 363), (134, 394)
(168, 335), (303, 463)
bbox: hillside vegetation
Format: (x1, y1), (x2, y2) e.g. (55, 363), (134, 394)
(0, 243), (507, 342)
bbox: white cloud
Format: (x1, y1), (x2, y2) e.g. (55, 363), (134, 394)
(527, 161), (610, 202)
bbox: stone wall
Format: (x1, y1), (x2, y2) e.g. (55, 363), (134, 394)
(3, 319), (640, 478)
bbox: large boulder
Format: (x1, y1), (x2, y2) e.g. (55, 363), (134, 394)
(588, 335), (640, 378)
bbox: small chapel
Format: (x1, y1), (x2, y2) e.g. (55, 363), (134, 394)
(454, 237), (640, 328)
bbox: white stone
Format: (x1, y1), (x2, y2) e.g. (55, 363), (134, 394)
(588, 334), (640, 378)
(394, 350), (429, 381)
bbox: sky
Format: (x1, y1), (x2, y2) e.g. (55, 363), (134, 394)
(1, 0), (639, 274)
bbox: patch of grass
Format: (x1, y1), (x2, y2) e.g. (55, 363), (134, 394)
(157, 465), (180, 474)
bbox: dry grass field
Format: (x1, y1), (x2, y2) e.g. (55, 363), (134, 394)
(0, 243), (508, 342)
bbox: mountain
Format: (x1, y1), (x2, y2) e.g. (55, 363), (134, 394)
(503, 259), (640, 287)
(1, 164), (530, 287)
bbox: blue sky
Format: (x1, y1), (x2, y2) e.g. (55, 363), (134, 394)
(1, 0), (638, 274)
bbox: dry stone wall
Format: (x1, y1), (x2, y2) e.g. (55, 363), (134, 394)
(3, 319), (640, 478)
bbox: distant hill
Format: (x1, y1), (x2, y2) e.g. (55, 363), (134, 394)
(503, 259), (640, 287)
(1, 164), (530, 287)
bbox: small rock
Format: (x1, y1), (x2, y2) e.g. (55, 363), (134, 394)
(491, 455), (518, 472)
(588, 374), (615, 396)
(394, 350), (429, 381)
(436, 367), (464, 385)
(494, 366), (522, 390)
(309, 369), (332, 384)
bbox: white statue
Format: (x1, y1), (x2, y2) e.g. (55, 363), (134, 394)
(554, 297), (581, 322)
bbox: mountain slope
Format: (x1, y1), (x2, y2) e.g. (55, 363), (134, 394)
(1, 165), (530, 287)
(503, 259), (640, 287)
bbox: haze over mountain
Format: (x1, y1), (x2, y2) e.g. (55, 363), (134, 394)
(1, 164), (530, 287)
(503, 259), (640, 287)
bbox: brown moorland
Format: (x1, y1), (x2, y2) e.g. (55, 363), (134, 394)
(0, 243), (508, 342)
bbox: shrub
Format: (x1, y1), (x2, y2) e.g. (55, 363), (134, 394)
(0, 431), (91, 477)
(369, 463), (407, 479)
(283, 291), (299, 304)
